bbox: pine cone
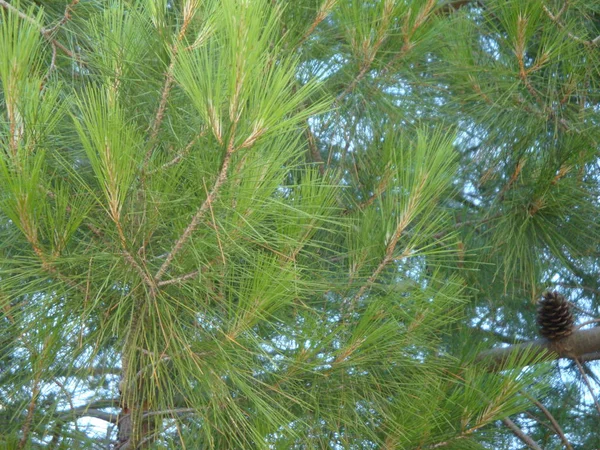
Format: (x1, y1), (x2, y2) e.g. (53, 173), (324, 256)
(537, 291), (574, 340)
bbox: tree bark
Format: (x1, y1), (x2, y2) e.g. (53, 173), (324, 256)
(476, 327), (600, 371)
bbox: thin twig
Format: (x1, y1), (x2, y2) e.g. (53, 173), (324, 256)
(45, 0), (80, 35)
(0, 0), (75, 58)
(157, 271), (199, 287)
(333, 0), (396, 105)
(501, 417), (543, 450)
(296, 0), (337, 48)
(573, 358), (600, 415)
(379, 0), (437, 78)
(122, 251), (157, 297)
(41, 0), (79, 86)
(345, 176), (427, 312)
(567, 301), (597, 318)
(497, 158), (525, 202)
(521, 391), (574, 450)
(305, 123), (325, 175)
(144, 0), (197, 167)
(558, 282), (600, 295)
(543, 3), (600, 47)
(145, 133), (203, 176)
(41, 43), (58, 86)
(342, 166), (392, 215)
(575, 319), (600, 330)
(19, 360), (44, 449)
(515, 17), (543, 101)
(154, 148), (235, 281)
(425, 435), (469, 449)
(142, 408), (195, 418)
(203, 177), (226, 266)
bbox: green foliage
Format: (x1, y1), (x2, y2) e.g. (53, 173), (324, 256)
(1, 0), (599, 449)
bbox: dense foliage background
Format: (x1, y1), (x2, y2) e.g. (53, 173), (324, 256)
(1, 0), (600, 448)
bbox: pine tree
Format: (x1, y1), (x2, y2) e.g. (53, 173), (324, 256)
(0, 0), (599, 449)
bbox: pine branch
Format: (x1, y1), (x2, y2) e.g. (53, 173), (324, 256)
(543, 3), (600, 47)
(296, 0), (337, 48)
(155, 146), (234, 281)
(157, 270), (199, 287)
(576, 319), (600, 330)
(579, 352), (600, 363)
(145, 133), (204, 176)
(0, 0), (75, 58)
(573, 358), (600, 416)
(436, 0), (480, 16)
(57, 408), (118, 425)
(305, 123), (325, 175)
(55, 399), (120, 424)
(144, 0), (197, 167)
(19, 212), (84, 293)
(18, 373), (42, 450)
(342, 166), (392, 216)
(379, 0), (437, 76)
(122, 251), (157, 297)
(501, 417), (543, 450)
(345, 175), (426, 312)
(521, 391), (574, 450)
(334, 0), (396, 104)
(476, 327), (600, 370)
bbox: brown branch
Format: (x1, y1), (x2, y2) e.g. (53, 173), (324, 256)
(122, 251), (157, 297)
(157, 270), (199, 287)
(568, 301), (598, 318)
(469, 75), (494, 105)
(501, 417), (543, 450)
(576, 319), (600, 330)
(579, 351), (600, 363)
(335, 62), (372, 105)
(559, 283), (600, 295)
(305, 124), (325, 175)
(425, 436), (469, 449)
(345, 176), (427, 312)
(512, 18), (582, 137)
(497, 158), (525, 201)
(145, 133), (203, 176)
(144, 1), (197, 167)
(512, 93), (580, 134)
(515, 17), (542, 101)
(436, 0), (479, 16)
(18, 373), (42, 449)
(154, 148), (235, 281)
(342, 167), (392, 215)
(543, 3), (600, 47)
(56, 400), (120, 425)
(573, 358), (600, 415)
(45, 0), (80, 35)
(476, 327), (600, 371)
(19, 210), (84, 293)
(297, 0), (337, 48)
(0, 0), (75, 58)
(520, 391), (574, 450)
(142, 407), (195, 418)
(379, 0), (437, 78)
(334, 0), (396, 105)
(135, 408), (197, 448)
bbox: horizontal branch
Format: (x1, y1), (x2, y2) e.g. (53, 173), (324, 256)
(476, 327), (600, 371)
(53, 366), (121, 378)
(55, 399), (120, 424)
